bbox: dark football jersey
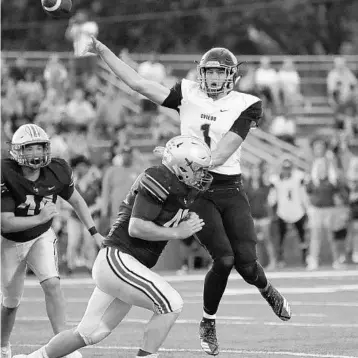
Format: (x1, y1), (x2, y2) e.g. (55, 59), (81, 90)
(1, 158), (74, 242)
(102, 165), (201, 268)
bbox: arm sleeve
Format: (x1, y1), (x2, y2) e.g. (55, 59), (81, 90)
(131, 191), (163, 221)
(58, 160), (75, 200)
(229, 100), (263, 140)
(161, 81), (183, 110)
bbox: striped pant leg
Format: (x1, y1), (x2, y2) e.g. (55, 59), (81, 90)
(93, 247), (183, 315)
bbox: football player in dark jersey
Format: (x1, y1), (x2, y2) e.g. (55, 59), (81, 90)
(14, 135), (212, 358)
(1, 124), (104, 358)
(80, 38), (292, 355)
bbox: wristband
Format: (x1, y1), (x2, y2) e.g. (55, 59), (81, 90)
(88, 226), (98, 236)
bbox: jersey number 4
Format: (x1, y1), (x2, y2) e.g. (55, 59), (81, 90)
(201, 124), (211, 148)
(18, 195), (54, 216)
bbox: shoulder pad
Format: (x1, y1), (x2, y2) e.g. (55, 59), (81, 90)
(139, 166), (172, 203)
(181, 78), (200, 101)
(49, 158), (74, 186)
(1, 159), (18, 193)
(232, 91), (261, 109)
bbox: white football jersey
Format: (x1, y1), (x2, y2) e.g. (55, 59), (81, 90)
(167, 79), (261, 175)
(270, 170), (308, 223)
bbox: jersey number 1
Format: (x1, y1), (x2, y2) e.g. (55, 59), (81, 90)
(201, 124), (211, 148)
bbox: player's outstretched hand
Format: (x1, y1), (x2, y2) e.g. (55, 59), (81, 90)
(39, 203), (58, 223)
(80, 36), (105, 57)
(175, 215), (204, 239)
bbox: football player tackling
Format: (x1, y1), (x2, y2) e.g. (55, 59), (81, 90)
(81, 38), (292, 356)
(1, 124), (104, 358)
(14, 135), (212, 358)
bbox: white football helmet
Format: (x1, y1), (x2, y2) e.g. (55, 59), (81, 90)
(9, 124), (51, 169)
(162, 135), (213, 191)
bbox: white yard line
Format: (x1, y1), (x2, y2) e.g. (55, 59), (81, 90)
(14, 344), (358, 358)
(15, 316), (358, 328)
(23, 269), (358, 287)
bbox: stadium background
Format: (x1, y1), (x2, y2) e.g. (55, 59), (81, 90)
(2, 0), (358, 271)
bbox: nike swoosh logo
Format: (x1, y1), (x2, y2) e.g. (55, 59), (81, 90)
(220, 109), (228, 112)
(48, 186), (55, 190)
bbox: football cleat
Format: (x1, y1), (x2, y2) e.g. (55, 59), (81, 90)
(1, 344), (11, 358)
(199, 318), (219, 356)
(261, 283), (291, 321)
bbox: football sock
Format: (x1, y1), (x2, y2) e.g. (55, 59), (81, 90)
(203, 311), (216, 320)
(203, 268), (229, 315)
(258, 281), (270, 293)
(27, 347), (49, 358)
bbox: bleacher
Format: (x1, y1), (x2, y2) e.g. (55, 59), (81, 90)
(3, 51), (358, 169)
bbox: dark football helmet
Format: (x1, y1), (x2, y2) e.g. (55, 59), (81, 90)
(197, 47), (240, 96)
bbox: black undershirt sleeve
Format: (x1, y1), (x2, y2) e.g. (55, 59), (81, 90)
(229, 100), (263, 140)
(161, 81), (183, 111)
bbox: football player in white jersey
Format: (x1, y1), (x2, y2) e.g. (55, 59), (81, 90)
(81, 38), (292, 356)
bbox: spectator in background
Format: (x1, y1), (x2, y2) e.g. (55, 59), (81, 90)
(65, 9), (99, 84)
(66, 87), (96, 129)
(43, 54), (68, 99)
(137, 52), (166, 126)
(346, 157), (358, 264)
(245, 162), (276, 270)
(100, 146), (139, 229)
(43, 123), (70, 160)
(306, 157), (346, 270)
(1, 78), (24, 130)
(119, 48), (139, 70)
(92, 84), (126, 140)
(17, 71), (44, 122)
(236, 64), (258, 95)
(327, 57), (358, 110)
(277, 58), (302, 111)
(255, 56), (281, 113)
(9, 57), (27, 82)
(269, 158), (308, 267)
(270, 112), (297, 145)
(66, 155), (101, 274)
(36, 88), (67, 126)
(137, 52), (166, 84)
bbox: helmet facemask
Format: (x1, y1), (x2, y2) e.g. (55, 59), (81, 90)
(173, 160), (213, 192)
(10, 141), (51, 169)
(198, 63), (239, 97)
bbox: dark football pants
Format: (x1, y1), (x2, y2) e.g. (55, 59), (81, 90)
(190, 185), (268, 315)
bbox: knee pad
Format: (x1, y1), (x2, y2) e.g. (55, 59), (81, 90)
(212, 256), (235, 276)
(2, 296), (21, 309)
(156, 288), (183, 315)
(76, 320), (112, 346)
(168, 290), (184, 313)
(236, 260), (265, 285)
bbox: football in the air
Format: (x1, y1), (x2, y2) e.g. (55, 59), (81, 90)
(41, 0), (72, 18)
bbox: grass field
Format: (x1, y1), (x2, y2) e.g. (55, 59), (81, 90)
(11, 266), (358, 358)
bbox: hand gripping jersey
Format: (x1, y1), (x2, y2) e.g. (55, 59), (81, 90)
(162, 79), (263, 175)
(1, 158), (74, 242)
(102, 165), (200, 268)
